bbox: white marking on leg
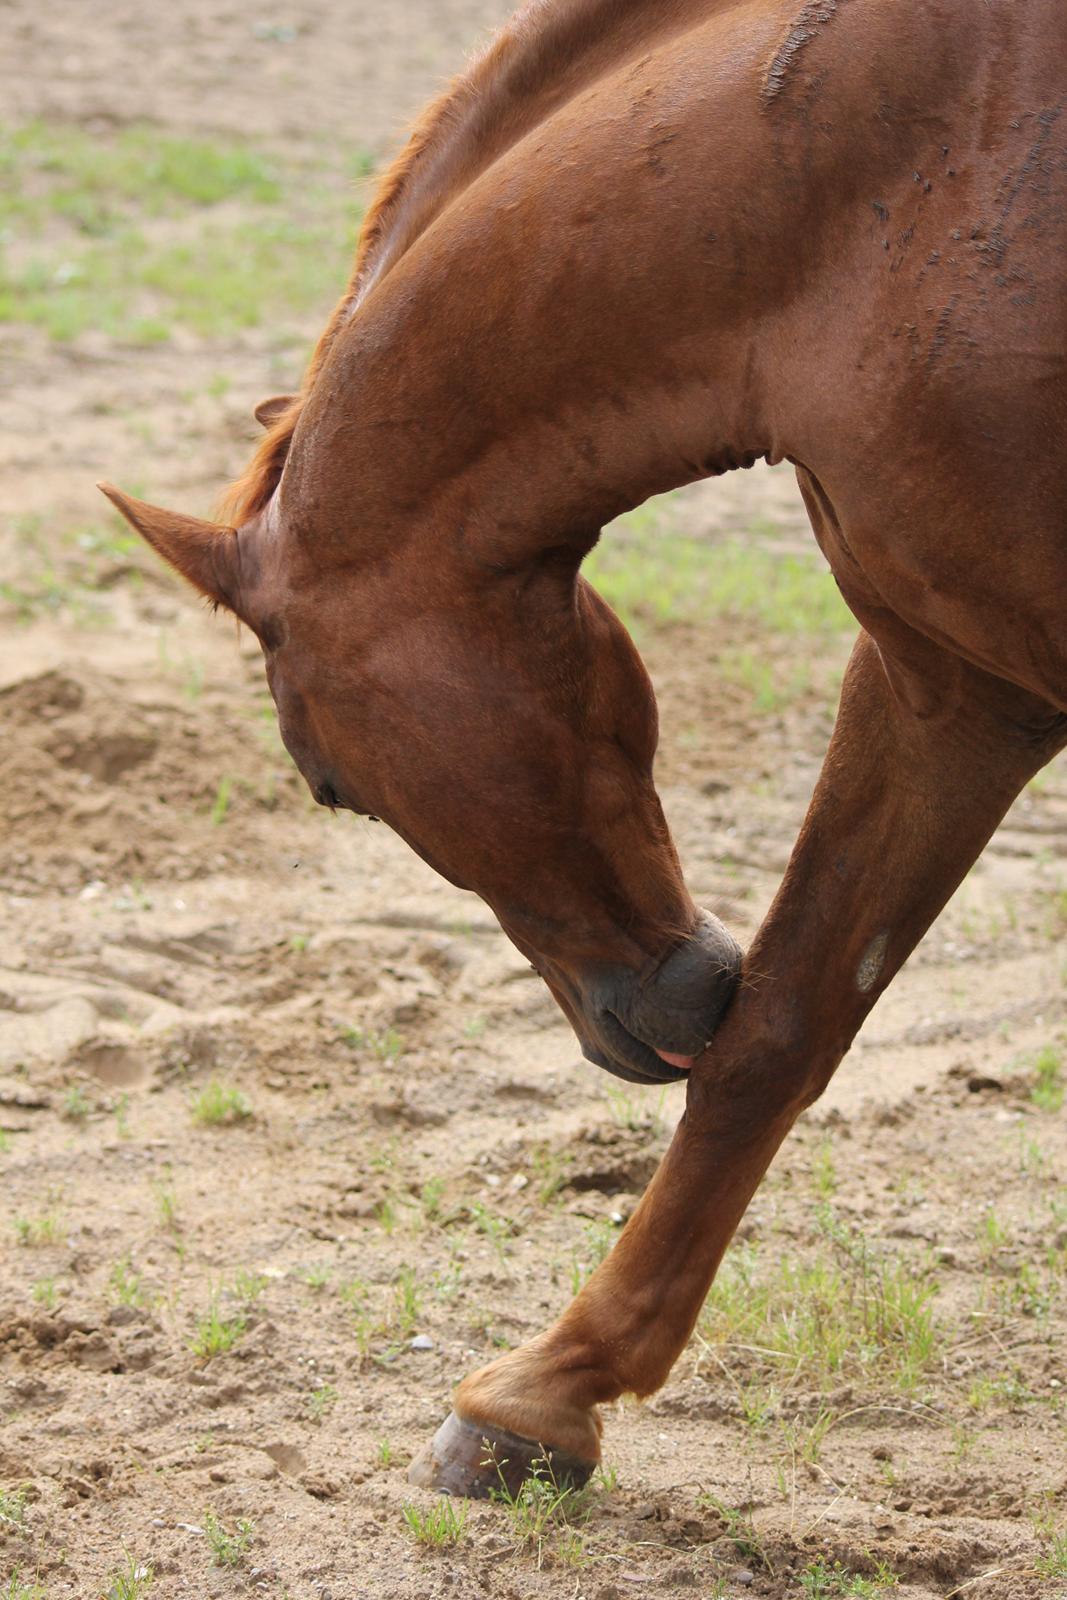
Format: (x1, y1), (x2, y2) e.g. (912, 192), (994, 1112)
(856, 932), (889, 993)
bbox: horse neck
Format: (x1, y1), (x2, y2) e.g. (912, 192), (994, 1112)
(286, 21), (783, 559)
(287, 0), (974, 553)
(346, 0), (722, 313)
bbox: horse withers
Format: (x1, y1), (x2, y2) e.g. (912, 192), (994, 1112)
(101, 0), (1067, 1494)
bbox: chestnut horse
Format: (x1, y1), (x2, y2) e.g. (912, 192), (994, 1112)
(101, 0), (1067, 1496)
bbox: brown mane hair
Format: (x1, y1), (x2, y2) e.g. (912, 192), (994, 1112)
(218, 0), (696, 526)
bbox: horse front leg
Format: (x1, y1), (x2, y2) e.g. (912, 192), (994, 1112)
(410, 630), (1065, 1496)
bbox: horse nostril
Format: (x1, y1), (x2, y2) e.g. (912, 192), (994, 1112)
(315, 782), (339, 809)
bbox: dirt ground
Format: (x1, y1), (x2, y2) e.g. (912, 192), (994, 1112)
(2, 4), (1066, 1598)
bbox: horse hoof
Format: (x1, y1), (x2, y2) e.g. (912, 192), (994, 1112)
(407, 1410), (596, 1500)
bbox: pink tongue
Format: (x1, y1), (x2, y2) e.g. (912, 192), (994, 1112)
(655, 1048), (697, 1070)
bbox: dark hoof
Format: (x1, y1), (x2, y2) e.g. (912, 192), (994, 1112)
(407, 1410), (596, 1500)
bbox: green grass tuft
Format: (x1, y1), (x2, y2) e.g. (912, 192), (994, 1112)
(190, 1081), (252, 1126)
(585, 504), (852, 635)
(401, 1496), (469, 1547)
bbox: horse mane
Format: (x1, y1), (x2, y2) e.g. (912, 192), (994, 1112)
(219, 0), (698, 526)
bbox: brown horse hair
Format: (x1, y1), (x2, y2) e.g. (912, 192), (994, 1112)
(217, 46), (511, 526)
(217, 0), (693, 526)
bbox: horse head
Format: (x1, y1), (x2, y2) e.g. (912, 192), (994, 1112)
(100, 476), (741, 1086)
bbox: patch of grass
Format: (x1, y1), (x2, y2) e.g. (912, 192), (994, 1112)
(978, 1206), (1010, 1260)
(489, 1456), (591, 1566)
(3, 213), (352, 345)
(698, 1495), (774, 1575)
(153, 1181), (179, 1232)
(61, 1083), (91, 1122)
(601, 1080), (669, 1134)
(13, 1209), (61, 1248)
(104, 1552), (154, 1599)
(31, 1277), (57, 1310)
(190, 1301), (246, 1359)
(338, 1024), (403, 1060)
(202, 1511), (254, 1568)
(0, 121), (366, 345)
(586, 504), (852, 635)
(113, 1092), (131, 1138)
(1031, 1044), (1065, 1113)
(209, 776), (232, 825)
(569, 1219), (615, 1294)
(307, 1384), (338, 1422)
(401, 1497), (469, 1548)
(190, 1081), (252, 1126)
(231, 1269), (268, 1304)
(110, 1254), (146, 1308)
(811, 1136), (837, 1199)
(1035, 1522), (1067, 1578)
(0, 1486), (29, 1531)
(3, 1575), (45, 1600)
(468, 1201), (515, 1260)
(799, 1557), (898, 1597)
(418, 1175), (447, 1223)
(530, 1143), (569, 1204)
(392, 1267), (420, 1338)
(1, 122), (281, 224)
(698, 1211), (939, 1393)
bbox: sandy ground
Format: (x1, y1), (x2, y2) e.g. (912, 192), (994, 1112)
(2, 4), (1066, 1597)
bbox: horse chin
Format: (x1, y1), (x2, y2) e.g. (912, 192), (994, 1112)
(579, 1030), (691, 1087)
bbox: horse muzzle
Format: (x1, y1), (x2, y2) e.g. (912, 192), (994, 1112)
(576, 910), (743, 1085)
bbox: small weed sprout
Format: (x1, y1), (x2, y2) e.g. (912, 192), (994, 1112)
(468, 1201), (514, 1261)
(377, 1437), (394, 1466)
(488, 1453), (592, 1568)
(799, 1557), (899, 1596)
(13, 1210), (61, 1248)
(811, 1136), (837, 1198)
(3, 1575), (46, 1600)
(1034, 1498), (1067, 1577)
(419, 1175), (446, 1222)
(190, 1081), (252, 1126)
(1032, 1044), (1065, 1113)
(190, 1300), (246, 1358)
(307, 1384), (338, 1421)
(392, 1267), (420, 1338)
(209, 776), (232, 825)
(62, 1083), (91, 1122)
(231, 1269), (268, 1304)
(303, 1263), (332, 1291)
(31, 1277), (57, 1310)
(339, 1024), (403, 1060)
(105, 1551), (154, 1599)
(113, 1092), (131, 1138)
(401, 1497), (468, 1547)
(153, 1182), (179, 1231)
(0, 1487), (29, 1530)
(700, 1495), (774, 1576)
(110, 1255), (146, 1307)
(203, 1511), (254, 1567)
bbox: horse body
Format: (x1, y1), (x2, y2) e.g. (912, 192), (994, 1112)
(102, 0), (1067, 1492)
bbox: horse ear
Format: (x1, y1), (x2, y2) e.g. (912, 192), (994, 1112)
(254, 393), (300, 428)
(97, 482), (243, 615)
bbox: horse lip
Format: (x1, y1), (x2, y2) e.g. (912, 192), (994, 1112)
(588, 1011), (691, 1085)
